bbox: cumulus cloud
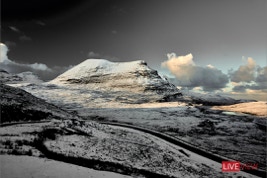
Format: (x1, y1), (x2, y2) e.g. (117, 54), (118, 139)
(0, 43), (71, 81)
(229, 57), (256, 83)
(161, 53), (229, 91)
(230, 59), (267, 97)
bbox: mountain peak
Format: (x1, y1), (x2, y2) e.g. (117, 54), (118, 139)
(49, 59), (181, 102)
(52, 59), (150, 81)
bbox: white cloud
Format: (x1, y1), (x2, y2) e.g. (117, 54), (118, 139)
(29, 63), (50, 71)
(206, 64), (215, 69)
(0, 43), (12, 63)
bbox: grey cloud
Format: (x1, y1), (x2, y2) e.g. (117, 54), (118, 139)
(256, 66), (267, 83)
(231, 60), (267, 93)
(232, 85), (248, 92)
(162, 53), (229, 91)
(233, 83), (267, 92)
(189, 66), (229, 91)
(229, 58), (256, 83)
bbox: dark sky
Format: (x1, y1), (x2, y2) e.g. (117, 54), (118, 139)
(1, 0), (267, 100)
(1, 0), (266, 71)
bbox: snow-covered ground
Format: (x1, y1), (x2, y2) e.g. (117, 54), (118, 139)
(0, 121), (258, 178)
(77, 105), (266, 171)
(1, 59), (266, 177)
(0, 155), (132, 178)
(0, 84), (79, 123)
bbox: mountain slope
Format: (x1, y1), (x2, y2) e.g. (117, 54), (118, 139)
(0, 84), (77, 123)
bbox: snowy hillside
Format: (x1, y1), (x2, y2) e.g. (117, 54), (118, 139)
(17, 71), (43, 84)
(0, 84), (78, 123)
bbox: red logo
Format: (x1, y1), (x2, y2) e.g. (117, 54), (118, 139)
(222, 161), (240, 172)
(222, 161), (258, 172)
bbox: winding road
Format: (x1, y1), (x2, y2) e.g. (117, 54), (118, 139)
(1, 120), (265, 178)
(101, 122), (265, 178)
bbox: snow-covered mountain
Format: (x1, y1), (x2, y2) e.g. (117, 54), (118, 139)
(17, 71), (43, 84)
(1, 59), (182, 111)
(50, 59), (179, 95)
(3, 59), (251, 112)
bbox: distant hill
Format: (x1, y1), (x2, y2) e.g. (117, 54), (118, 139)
(0, 70), (23, 84)
(0, 70), (42, 84)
